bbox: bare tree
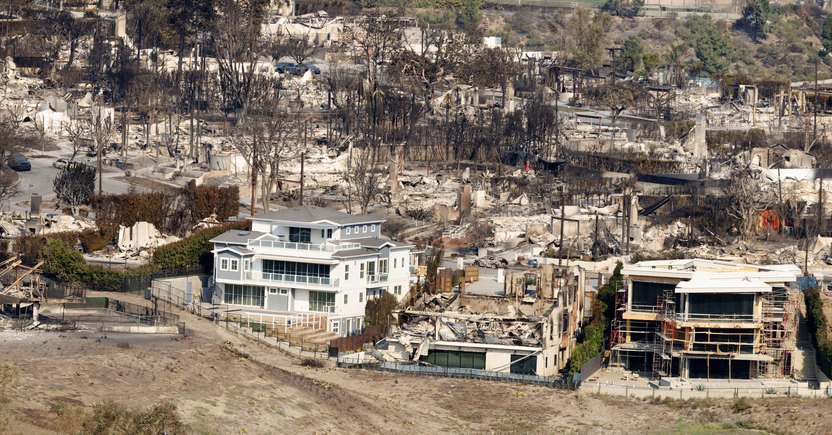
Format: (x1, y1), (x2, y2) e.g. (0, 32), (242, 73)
(233, 95), (299, 212)
(285, 35), (316, 66)
(342, 147), (384, 215)
(53, 163), (96, 216)
(723, 168), (775, 240)
(64, 120), (89, 161)
(211, 0), (268, 117)
(5, 100), (25, 129)
(344, 15), (404, 87)
(90, 109), (115, 195)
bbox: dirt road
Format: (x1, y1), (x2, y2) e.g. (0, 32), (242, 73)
(2, 292), (832, 434)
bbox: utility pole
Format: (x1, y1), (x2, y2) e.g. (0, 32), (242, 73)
(558, 185), (565, 267)
(299, 152), (305, 206)
(250, 140), (256, 217)
(804, 217), (810, 277)
(819, 175), (824, 236)
(814, 60), (819, 143)
(300, 120), (307, 206)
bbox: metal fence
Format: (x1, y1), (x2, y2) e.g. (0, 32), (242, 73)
(337, 360), (575, 389)
(586, 382), (832, 399)
(121, 266), (204, 293)
(579, 352), (604, 383)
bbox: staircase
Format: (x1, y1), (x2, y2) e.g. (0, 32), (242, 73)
(794, 301), (820, 387)
(289, 327), (339, 345)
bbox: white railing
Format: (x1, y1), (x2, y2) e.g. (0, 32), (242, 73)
(248, 239), (361, 252)
(309, 303), (336, 313)
(245, 271), (340, 288)
(367, 274), (389, 284)
(223, 310), (329, 331)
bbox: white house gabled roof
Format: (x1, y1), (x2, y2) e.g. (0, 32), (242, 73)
(215, 246), (256, 256)
(675, 278), (772, 294)
(251, 205), (385, 226)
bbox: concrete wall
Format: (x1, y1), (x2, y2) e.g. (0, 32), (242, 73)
(485, 349), (512, 372)
(152, 274), (210, 305)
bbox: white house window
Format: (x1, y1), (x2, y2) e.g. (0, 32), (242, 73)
(344, 294), (348, 304)
(220, 258), (229, 270)
(244, 260), (250, 271)
(354, 225), (359, 233)
(379, 259), (388, 274)
(359, 292), (363, 303)
(230, 259), (239, 271)
(362, 225), (368, 233)
(393, 258), (398, 268)
(289, 227), (311, 243)
(360, 263), (365, 279)
(269, 288), (278, 294)
(279, 288), (289, 295)
(346, 227), (351, 235)
(345, 264), (350, 280)
(394, 285), (403, 296)
(370, 224), (376, 232)
(330, 320), (339, 334)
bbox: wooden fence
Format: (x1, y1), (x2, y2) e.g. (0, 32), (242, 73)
(328, 325), (386, 355)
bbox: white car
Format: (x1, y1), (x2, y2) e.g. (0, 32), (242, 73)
(52, 158), (69, 169)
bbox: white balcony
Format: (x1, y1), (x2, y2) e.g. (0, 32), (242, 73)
(244, 270), (340, 289)
(247, 239), (361, 260)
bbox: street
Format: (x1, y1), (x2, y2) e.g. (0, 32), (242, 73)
(5, 145), (137, 213)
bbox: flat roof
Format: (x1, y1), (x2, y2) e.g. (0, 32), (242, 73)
(675, 278), (772, 294)
(624, 258), (799, 284)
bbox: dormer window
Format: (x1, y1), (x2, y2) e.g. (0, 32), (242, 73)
(346, 227), (351, 235)
(362, 225), (368, 233)
(370, 224), (376, 233)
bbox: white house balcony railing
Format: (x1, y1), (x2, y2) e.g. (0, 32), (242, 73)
(309, 302), (336, 313)
(248, 239), (361, 252)
(245, 271), (340, 288)
(367, 274), (389, 285)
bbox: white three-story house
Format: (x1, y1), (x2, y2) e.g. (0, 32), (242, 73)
(210, 206), (414, 336)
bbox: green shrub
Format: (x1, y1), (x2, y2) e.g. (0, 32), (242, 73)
(41, 239), (88, 283)
(806, 287), (832, 377)
(17, 232), (79, 265)
(83, 266), (125, 292)
(151, 221), (250, 272)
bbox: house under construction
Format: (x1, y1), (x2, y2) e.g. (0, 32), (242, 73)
(610, 259), (801, 381)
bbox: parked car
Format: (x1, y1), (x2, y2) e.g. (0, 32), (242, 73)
(303, 63), (321, 74)
(8, 155), (31, 171)
(275, 62), (296, 74)
(275, 62), (306, 75)
(473, 256), (509, 269)
(53, 158), (70, 169)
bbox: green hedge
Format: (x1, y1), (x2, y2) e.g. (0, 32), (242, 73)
(31, 221), (252, 291)
(151, 221), (250, 272)
(567, 299), (608, 376)
(805, 287), (832, 377)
